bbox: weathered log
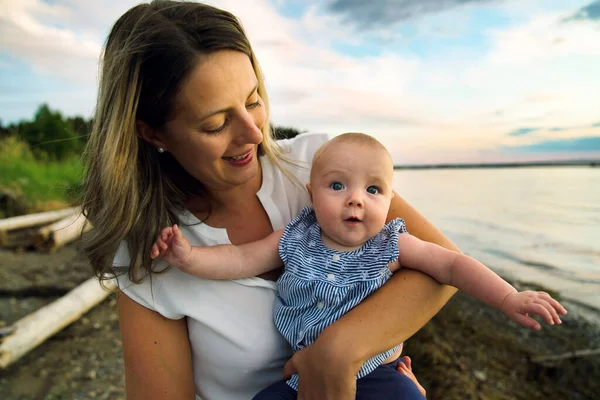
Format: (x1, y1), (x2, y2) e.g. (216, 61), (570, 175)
(0, 227), (41, 249)
(35, 213), (92, 252)
(531, 348), (600, 363)
(0, 207), (78, 231)
(0, 208), (78, 247)
(0, 277), (116, 369)
(527, 347), (600, 381)
(0, 326), (16, 338)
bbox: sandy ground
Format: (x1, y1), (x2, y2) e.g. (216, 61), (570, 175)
(0, 244), (124, 400)
(1, 242), (599, 400)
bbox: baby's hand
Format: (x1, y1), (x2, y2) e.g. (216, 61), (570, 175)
(501, 291), (567, 331)
(150, 224), (192, 269)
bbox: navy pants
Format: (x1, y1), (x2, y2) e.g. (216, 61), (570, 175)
(252, 357), (426, 399)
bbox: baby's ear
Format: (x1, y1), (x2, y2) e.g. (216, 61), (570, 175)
(306, 183), (313, 203)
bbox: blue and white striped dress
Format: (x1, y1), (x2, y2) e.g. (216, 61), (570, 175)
(275, 206), (408, 390)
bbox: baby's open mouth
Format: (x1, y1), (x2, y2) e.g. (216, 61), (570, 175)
(346, 217), (361, 222)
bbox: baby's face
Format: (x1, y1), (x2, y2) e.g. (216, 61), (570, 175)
(309, 141), (394, 251)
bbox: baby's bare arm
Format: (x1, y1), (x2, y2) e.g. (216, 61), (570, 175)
(397, 234), (567, 330)
(152, 226), (283, 279)
(398, 234), (514, 307)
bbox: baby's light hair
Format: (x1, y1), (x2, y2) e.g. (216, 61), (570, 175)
(310, 132), (392, 182)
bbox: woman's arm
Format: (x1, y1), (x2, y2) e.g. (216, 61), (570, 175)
(118, 291), (196, 400)
(287, 191), (458, 399)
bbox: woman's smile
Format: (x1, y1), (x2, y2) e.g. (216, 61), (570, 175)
(223, 148), (254, 167)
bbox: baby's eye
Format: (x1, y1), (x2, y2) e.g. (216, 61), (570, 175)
(366, 186), (379, 195)
(330, 182), (344, 191)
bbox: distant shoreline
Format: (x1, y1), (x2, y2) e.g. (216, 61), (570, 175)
(394, 160), (599, 170)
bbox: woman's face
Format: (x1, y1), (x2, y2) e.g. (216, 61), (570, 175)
(159, 50), (266, 192)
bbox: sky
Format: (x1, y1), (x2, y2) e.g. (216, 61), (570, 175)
(1, 0), (599, 165)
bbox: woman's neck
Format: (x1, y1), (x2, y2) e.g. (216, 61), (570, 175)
(186, 166), (263, 221)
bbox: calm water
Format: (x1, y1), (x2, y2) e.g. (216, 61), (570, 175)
(393, 166), (600, 311)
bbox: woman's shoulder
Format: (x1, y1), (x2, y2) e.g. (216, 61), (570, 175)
(113, 254), (189, 320)
(276, 132), (329, 162)
(112, 225), (219, 320)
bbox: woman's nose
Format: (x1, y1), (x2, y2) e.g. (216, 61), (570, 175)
(236, 110), (263, 144)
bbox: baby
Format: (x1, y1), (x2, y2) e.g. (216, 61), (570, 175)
(151, 132), (567, 399)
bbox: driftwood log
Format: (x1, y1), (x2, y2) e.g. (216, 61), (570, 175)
(35, 212), (91, 252)
(0, 277), (116, 369)
(0, 207), (77, 232)
(531, 348), (600, 364)
(0, 227), (40, 249)
(0, 207), (78, 248)
(527, 347), (600, 380)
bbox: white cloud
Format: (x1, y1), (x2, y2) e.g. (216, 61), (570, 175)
(202, 0), (427, 137)
(370, 7), (600, 154)
(461, 12), (600, 128)
(1, 0), (599, 163)
(0, 0), (126, 85)
(487, 12), (600, 65)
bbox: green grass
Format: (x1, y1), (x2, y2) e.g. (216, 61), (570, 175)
(0, 135), (83, 211)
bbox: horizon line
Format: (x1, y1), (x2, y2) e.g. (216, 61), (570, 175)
(394, 159), (600, 170)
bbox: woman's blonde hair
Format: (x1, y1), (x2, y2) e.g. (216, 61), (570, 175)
(81, 0), (291, 284)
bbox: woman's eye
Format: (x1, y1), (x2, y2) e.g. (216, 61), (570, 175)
(366, 186), (379, 195)
(205, 120), (228, 134)
(330, 182), (344, 191)
(246, 100), (261, 109)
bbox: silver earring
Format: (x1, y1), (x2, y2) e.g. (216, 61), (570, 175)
(157, 147), (165, 153)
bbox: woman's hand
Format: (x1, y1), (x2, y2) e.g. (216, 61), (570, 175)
(283, 333), (360, 400)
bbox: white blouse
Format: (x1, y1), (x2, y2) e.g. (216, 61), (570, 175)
(113, 133), (329, 400)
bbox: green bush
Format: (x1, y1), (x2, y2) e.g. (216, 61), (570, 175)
(0, 135), (83, 210)
(18, 104), (80, 160)
(3, 104), (91, 162)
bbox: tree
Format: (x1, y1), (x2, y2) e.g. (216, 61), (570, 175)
(67, 115), (93, 148)
(271, 125), (303, 140)
(20, 104), (79, 160)
(0, 119), (9, 138)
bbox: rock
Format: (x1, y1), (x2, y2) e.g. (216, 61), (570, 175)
(474, 370), (487, 382)
(0, 189), (29, 219)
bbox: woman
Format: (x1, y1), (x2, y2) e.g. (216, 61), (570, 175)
(81, 1), (458, 399)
